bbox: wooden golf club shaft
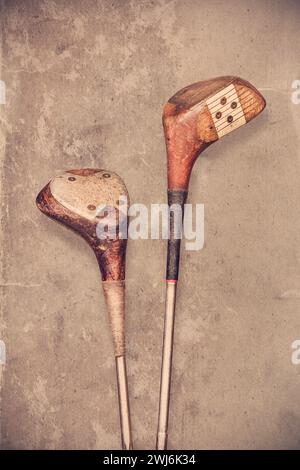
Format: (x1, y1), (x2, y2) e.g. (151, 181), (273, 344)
(115, 355), (132, 450)
(36, 169), (133, 449)
(158, 77), (266, 449)
(156, 190), (187, 450)
(102, 280), (133, 450)
(156, 280), (177, 450)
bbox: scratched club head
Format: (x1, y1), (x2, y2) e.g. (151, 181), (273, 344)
(157, 77), (266, 450)
(163, 76), (266, 190)
(36, 168), (129, 281)
(37, 168), (133, 449)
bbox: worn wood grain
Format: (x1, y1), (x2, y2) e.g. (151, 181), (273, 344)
(36, 169), (129, 281)
(163, 76), (266, 190)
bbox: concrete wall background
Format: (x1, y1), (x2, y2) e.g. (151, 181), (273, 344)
(0, 0), (300, 449)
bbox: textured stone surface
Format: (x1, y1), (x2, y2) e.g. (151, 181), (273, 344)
(0, 0), (300, 449)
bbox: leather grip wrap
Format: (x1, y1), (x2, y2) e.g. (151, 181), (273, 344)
(166, 190), (188, 281)
(102, 280), (126, 357)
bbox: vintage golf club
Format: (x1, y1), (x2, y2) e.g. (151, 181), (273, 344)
(36, 168), (133, 450)
(157, 76), (266, 449)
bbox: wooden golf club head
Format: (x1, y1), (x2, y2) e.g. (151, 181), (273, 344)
(163, 76), (266, 190)
(36, 168), (129, 281)
(37, 169), (133, 448)
(157, 79), (266, 449)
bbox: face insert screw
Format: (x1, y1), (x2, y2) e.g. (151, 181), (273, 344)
(220, 97), (227, 105)
(87, 204), (96, 211)
(96, 211), (108, 219)
(68, 177), (76, 181)
(103, 173), (111, 178)
(231, 101), (237, 109)
(216, 111), (222, 119)
(227, 115), (233, 123)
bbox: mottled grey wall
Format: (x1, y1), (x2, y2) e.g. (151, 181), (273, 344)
(0, 0), (300, 450)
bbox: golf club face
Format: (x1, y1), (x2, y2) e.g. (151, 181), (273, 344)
(163, 76), (266, 190)
(36, 168), (129, 281)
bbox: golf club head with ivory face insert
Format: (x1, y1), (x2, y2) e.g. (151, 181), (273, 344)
(164, 76), (266, 191)
(163, 76), (266, 282)
(36, 168), (133, 450)
(157, 78), (266, 450)
(36, 168), (129, 281)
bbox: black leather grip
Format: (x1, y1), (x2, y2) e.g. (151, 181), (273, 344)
(166, 189), (188, 281)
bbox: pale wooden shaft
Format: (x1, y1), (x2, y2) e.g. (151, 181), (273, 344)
(115, 356), (133, 450)
(156, 281), (177, 450)
(102, 281), (132, 449)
